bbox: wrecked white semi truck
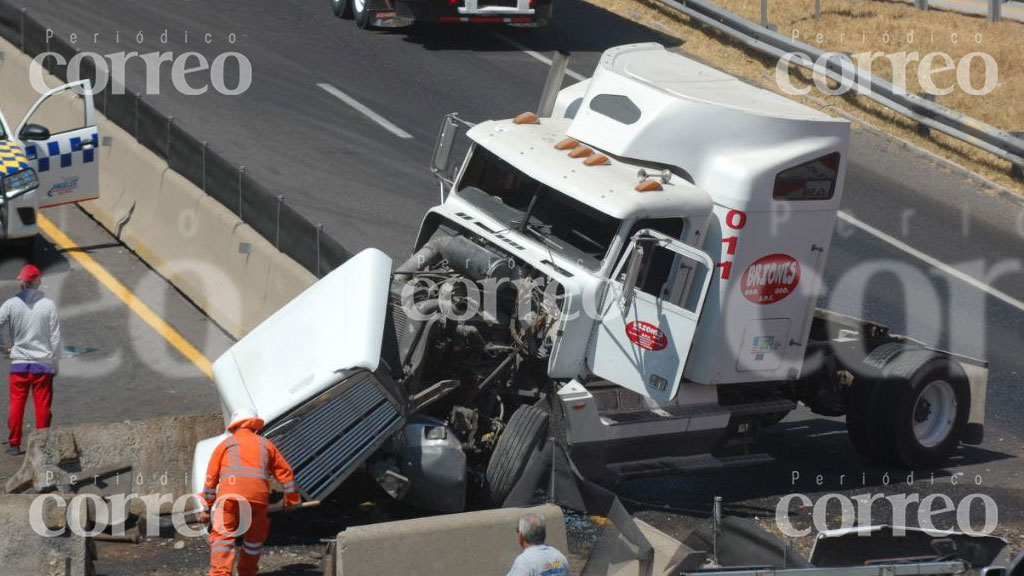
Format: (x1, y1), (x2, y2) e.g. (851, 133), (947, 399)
(193, 44), (988, 512)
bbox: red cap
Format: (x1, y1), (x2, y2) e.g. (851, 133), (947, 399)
(17, 264), (41, 283)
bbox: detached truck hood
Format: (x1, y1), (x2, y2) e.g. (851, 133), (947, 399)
(213, 248), (393, 424)
(193, 249), (407, 502)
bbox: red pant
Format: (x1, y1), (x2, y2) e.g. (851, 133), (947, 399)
(209, 499), (270, 576)
(8, 372), (53, 448)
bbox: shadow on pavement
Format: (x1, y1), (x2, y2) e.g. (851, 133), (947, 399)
(0, 235), (70, 282)
(614, 414), (1016, 517)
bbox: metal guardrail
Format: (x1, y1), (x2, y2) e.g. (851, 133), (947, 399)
(654, 0), (1024, 179)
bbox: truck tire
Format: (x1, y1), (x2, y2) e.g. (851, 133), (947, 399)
(485, 405), (549, 506)
(851, 344), (971, 469)
(353, 0), (374, 29)
(331, 0), (353, 18)
(845, 371), (893, 463)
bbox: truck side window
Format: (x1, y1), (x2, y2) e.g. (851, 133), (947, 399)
(633, 241), (708, 314)
(615, 218), (684, 268)
(636, 242), (676, 299)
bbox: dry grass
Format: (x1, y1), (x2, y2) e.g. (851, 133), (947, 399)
(584, 0), (1024, 192)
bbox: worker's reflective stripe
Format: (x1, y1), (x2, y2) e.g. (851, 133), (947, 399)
(258, 436), (268, 470)
(220, 469), (267, 480)
(282, 481), (296, 493)
(225, 437), (241, 470)
(242, 541), (263, 556)
(210, 541), (237, 552)
(203, 488), (217, 495)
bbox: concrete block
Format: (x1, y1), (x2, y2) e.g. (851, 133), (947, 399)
(0, 494), (94, 576)
(335, 504), (567, 576)
(4, 413), (222, 515)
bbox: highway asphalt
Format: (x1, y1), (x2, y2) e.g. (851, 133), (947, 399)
(4, 0), (1024, 563)
(0, 204), (229, 480)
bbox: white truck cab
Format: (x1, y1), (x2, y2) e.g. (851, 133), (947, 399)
(194, 44), (987, 511)
(0, 80), (99, 242)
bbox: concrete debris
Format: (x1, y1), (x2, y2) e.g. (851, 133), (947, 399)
(4, 413), (222, 515)
(583, 518), (698, 576)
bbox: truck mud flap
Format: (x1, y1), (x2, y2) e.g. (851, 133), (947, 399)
(263, 370), (405, 502)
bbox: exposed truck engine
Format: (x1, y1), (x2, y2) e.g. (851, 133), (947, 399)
(193, 43), (988, 513)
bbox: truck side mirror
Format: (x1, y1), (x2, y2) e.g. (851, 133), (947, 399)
(620, 242), (644, 313)
(431, 114), (461, 184)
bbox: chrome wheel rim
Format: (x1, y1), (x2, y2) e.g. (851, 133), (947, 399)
(912, 380), (956, 448)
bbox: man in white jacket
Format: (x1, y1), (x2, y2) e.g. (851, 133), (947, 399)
(0, 264), (61, 456)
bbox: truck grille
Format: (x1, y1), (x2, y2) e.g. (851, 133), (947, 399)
(265, 372), (405, 501)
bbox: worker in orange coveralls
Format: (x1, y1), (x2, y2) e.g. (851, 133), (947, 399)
(196, 408), (300, 576)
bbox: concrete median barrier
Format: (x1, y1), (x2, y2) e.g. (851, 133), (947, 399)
(3, 412), (222, 515)
(0, 494), (95, 576)
(333, 504), (567, 576)
(0, 36), (316, 338)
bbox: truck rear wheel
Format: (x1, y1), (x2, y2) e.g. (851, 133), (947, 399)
(849, 344), (970, 469)
(485, 405), (548, 506)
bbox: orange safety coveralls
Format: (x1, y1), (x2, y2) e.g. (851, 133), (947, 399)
(202, 421), (300, 576)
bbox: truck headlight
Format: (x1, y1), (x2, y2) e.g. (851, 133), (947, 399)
(0, 168), (40, 201)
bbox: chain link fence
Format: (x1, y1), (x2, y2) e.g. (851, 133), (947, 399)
(0, 1), (351, 276)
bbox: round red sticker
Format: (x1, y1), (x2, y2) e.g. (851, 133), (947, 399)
(626, 321), (668, 351)
(741, 254), (801, 305)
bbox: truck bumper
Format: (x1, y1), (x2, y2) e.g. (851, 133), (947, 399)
(396, 0), (543, 25)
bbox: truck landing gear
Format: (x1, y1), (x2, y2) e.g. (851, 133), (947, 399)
(847, 343), (971, 469)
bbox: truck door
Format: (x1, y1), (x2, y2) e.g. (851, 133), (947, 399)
(16, 80), (99, 208)
(587, 230), (713, 403)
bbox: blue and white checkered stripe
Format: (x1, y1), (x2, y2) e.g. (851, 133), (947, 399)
(24, 131), (98, 173)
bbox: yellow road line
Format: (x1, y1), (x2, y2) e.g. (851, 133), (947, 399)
(37, 214), (214, 380)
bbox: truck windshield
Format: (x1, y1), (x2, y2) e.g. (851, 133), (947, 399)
(457, 146), (621, 270)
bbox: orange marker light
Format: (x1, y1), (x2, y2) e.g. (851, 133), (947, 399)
(554, 137), (579, 150)
(584, 154), (609, 166)
(635, 180), (663, 192)
(513, 112), (540, 125)
(568, 146), (593, 159)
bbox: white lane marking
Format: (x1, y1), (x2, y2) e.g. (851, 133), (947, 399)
(838, 210), (1024, 314)
(489, 31), (587, 82)
(317, 83), (414, 140)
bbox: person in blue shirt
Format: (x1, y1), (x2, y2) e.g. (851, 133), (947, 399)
(507, 513), (570, 576)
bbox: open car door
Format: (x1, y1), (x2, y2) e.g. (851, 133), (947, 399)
(16, 80), (98, 208)
(587, 229), (713, 403)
